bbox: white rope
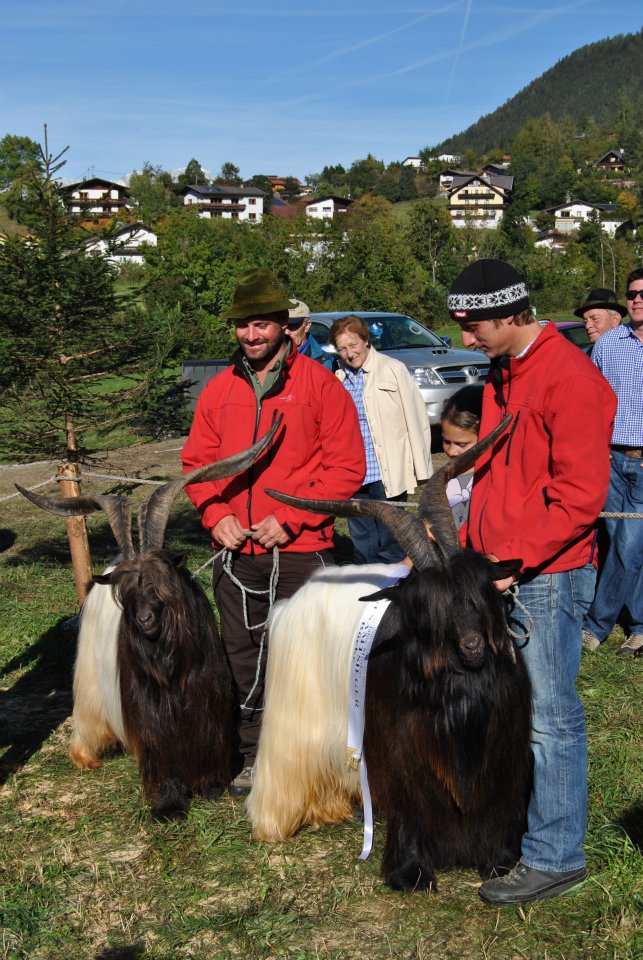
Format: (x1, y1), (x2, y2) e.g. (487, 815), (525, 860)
(0, 476), (57, 503)
(503, 582), (534, 647)
(81, 470), (166, 486)
(220, 546), (280, 712)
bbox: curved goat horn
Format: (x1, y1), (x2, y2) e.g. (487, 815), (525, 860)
(15, 486), (135, 559)
(418, 414), (513, 559)
(140, 413), (284, 552)
(265, 489), (439, 570)
(265, 414), (513, 572)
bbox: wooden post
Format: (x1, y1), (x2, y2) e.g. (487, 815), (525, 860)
(57, 460), (93, 607)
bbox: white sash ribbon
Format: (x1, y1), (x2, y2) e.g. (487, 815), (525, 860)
(347, 565), (410, 860)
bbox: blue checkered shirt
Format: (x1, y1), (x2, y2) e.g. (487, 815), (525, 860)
(592, 324), (643, 445)
(342, 367), (381, 484)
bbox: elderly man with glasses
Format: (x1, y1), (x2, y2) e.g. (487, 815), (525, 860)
(285, 300), (335, 370)
(582, 268), (643, 656)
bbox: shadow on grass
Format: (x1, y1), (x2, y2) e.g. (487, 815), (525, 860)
(0, 616), (77, 785)
(618, 803), (643, 851)
(95, 947), (146, 959)
(0, 528), (17, 552)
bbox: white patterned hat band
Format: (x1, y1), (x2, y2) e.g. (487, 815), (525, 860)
(448, 282), (529, 313)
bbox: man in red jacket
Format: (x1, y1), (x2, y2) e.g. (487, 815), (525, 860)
(449, 259), (616, 904)
(182, 268), (365, 794)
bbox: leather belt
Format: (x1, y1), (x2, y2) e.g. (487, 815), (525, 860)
(611, 444), (643, 458)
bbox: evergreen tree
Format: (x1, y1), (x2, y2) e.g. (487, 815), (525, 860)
(0, 129), (171, 460)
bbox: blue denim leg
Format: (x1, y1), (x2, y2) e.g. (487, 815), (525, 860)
(349, 480), (406, 565)
(584, 452), (643, 641)
(510, 565), (594, 872)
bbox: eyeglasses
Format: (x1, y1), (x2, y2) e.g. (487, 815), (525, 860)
(625, 289), (643, 301)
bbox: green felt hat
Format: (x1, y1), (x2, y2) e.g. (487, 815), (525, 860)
(221, 268), (297, 320)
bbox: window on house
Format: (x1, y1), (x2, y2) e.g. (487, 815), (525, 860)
(248, 213), (257, 221)
(248, 198), (256, 205)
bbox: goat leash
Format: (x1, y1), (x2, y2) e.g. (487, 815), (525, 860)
(503, 582), (533, 650)
(221, 546), (280, 712)
(347, 564), (411, 861)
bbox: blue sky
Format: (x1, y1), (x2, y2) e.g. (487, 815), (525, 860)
(2, 1), (641, 184)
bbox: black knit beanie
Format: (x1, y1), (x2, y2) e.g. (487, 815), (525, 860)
(448, 259), (530, 321)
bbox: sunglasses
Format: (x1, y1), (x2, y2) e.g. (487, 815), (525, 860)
(625, 289), (643, 301)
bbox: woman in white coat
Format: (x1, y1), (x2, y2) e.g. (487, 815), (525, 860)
(330, 315), (432, 564)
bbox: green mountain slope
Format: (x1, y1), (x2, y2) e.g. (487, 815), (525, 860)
(433, 30), (643, 156)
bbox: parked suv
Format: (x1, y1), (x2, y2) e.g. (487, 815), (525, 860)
(309, 312), (490, 424)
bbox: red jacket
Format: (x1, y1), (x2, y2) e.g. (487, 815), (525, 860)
(182, 345), (365, 554)
(462, 322), (616, 574)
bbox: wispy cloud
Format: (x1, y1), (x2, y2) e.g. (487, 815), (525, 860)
(265, 1), (463, 83)
(445, 0), (473, 105)
(353, 0), (591, 82)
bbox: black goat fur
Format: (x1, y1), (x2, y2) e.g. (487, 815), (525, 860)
(97, 549), (235, 821)
(363, 550), (532, 892)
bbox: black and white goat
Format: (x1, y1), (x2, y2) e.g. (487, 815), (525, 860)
(17, 420), (281, 820)
(247, 418), (533, 892)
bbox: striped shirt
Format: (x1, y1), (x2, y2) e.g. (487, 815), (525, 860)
(343, 367), (381, 484)
(592, 324), (643, 445)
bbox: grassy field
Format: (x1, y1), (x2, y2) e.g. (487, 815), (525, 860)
(1, 454), (641, 960)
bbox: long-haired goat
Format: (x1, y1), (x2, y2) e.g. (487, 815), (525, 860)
(247, 418), (533, 892)
(16, 419), (281, 821)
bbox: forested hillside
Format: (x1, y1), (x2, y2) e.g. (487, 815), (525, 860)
(432, 31), (643, 156)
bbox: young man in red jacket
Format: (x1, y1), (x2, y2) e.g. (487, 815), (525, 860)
(182, 268), (365, 794)
(449, 259), (616, 904)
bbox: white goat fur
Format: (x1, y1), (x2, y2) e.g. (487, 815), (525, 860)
(69, 564), (128, 768)
(247, 562), (408, 841)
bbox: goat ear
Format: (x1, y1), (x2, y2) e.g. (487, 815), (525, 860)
(359, 586), (398, 603)
(170, 551), (187, 568)
(489, 558), (522, 581)
(93, 573), (114, 585)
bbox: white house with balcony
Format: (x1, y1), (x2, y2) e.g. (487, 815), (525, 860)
(550, 199), (628, 237)
(61, 177), (130, 218)
(85, 223), (157, 265)
(304, 195), (353, 220)
(181, 184), (267, 222)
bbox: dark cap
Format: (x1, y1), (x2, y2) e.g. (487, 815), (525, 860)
(448, 259), (530, 321)
(574, 288), (627, 319)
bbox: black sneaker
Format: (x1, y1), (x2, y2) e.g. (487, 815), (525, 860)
(479, 862), (587, 905)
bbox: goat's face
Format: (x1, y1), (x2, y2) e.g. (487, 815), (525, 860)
(381, 551), (515, 693)
(95, 550), (188, 643)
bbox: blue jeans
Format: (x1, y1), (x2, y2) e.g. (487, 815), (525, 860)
(509, 564), (595, 872)
(349, 480), (406, 564)
(584, 451), (643, 641)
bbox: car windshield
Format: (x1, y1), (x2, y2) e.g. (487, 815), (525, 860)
(312, 315), (447, 351)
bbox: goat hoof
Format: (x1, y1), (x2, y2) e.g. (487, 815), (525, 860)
(152, 803), (189, 822)
(386, 865), (437, 893)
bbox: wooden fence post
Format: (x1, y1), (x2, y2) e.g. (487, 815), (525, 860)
(57, 461), (93, 607)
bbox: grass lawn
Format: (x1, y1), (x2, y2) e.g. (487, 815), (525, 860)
(1, 461), (642, 959)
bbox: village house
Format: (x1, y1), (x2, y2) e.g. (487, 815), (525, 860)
(61, 177), (130, 219)
(304, 195), (353, 220)
(181, 183), (267, 222)
(85, 223), (157, 265)
(447, 172), (514, 229)
(594, 149), (627, 175)
(266, 176), (302, 194)
(549, 199), (629, 237)
(402, 157), (424, 169)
